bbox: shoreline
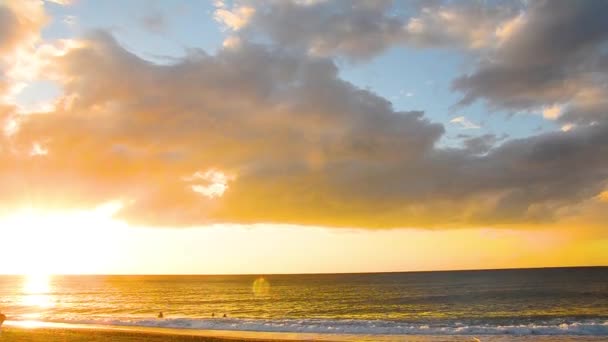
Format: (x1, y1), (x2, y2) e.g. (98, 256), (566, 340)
(0, 326), (281, 342)
(1, 321), (430, 341)
(2, 321), (607, 342)
(4, 320), (346, 341)
(0, 323), (465, 342)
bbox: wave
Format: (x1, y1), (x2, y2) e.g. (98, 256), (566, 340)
(39, 317), (608, 336)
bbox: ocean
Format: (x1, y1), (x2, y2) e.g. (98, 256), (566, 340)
(0, 267), (607, 340)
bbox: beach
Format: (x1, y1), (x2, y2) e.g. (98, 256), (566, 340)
(0, 324), (450, 342)
(0, 322), (294, 342)
(2, 325), (608, 342)
(0, 326), (233, 342)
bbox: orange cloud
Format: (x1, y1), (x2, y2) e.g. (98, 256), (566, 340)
(0, 0), (47, 54)
(0, 31), (607, 230)
(1, 0), (608, 232)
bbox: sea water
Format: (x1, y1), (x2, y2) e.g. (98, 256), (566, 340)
(0, 267), (606, 339)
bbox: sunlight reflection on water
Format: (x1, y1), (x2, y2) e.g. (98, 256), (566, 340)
(21, 274), (54, 309)
(252, 277), (270, 297)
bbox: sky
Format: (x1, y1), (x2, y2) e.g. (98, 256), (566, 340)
(0, 0), (607, 274)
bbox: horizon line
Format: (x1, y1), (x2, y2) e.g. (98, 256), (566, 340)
(2, 264), (606, 277)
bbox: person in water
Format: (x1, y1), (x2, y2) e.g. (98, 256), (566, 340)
(158, 311), (164, 318)
(223, 313), (227, 318)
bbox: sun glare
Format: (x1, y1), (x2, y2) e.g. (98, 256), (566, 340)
(22, 273), (54, 309)
(0, 203), (125, 274)
(24, 273), (51, 294)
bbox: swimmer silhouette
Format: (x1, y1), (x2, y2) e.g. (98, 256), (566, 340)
(211, 313), (215, 317)
(223, 313), (227, 318)
(158, 311), (164, 318)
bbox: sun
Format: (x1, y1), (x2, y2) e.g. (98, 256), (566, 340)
(0, 203), (124, 275)
(23, 273), (51, 294)
(0, 209), (57, 274)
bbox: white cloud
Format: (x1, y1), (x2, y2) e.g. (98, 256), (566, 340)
(542, 104), (563, 120)
(44, 0), (72, 5)
(561, 123), (575, 132)
(400, 89), (414, 97)
(185, 170), (235, 199)
(214, 5), (256, 31)
(450, 116), (481, 129)
(222, 35), (242, 49)
(30, 142), (48, 156)
(63, 15), (77, 27)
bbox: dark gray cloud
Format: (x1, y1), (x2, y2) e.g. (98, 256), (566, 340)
(217, 1), (608, 126)
(215, 0), (520, 60)
(460, 133), (508, 155)
(452, 0), (608, 124)
(467, 123), (608, 224)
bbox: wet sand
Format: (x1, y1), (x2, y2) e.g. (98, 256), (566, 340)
(0, 322), (299, 341)
(0, 326), (244, 341)
(0, 327), (459, 342)
(1, 324), (606, 342)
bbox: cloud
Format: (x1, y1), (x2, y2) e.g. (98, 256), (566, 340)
(561, 123), (575, 132)
(44, 0), (72, 5)
(63, 15), (77, 27)
(214, 4), (256, 31)
(1, 2), (608, 231)
(0, 1), (46, 55)
(0, 0), (48, 101)
(452, 0), (608, 125)
(450, 116), (480, 129)
(0, 31), (607, 230)
(459, 133), (507, 155)
(400, 89), (413, 97)
(542, 104), (563, 120)
(559, 87), (608, 126)
(213, 0), (520, 60)
(213, 1), (608, 128)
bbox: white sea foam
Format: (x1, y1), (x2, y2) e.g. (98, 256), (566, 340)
(40, 317), (608, 336)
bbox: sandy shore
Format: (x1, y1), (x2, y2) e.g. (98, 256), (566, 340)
(0, 327), (468, 342)
(0, 322), (304, 341)
(0, 326), (249, 341)
(1, 323), (606, 342)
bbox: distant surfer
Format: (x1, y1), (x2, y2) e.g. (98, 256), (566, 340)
(158, 311), (164, 319)
(223, 313), (227, 318)
(211, 312), (215, 317)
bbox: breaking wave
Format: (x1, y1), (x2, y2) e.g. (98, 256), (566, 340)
(40, 317), (608, 336)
